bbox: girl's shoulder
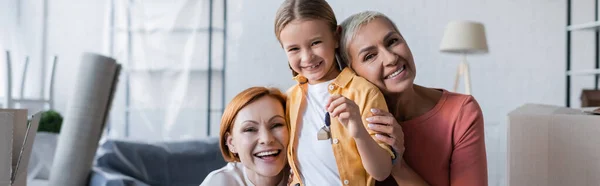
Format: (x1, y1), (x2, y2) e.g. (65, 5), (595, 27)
(286, 84), (302, 95)
(337, 67), (382, 95)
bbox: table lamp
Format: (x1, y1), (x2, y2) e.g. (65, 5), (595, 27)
(440, 20), (488, 95)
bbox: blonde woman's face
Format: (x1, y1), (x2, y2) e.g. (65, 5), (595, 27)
(226, 96), (289, 177)
(347, 18), (416, 94)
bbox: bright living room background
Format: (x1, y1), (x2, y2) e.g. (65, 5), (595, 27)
(2, 0), (599, 186)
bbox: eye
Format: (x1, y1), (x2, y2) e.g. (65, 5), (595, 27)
(271, 123), (284, 129)
(243, 127), (257, 132)
(363, 53), (376, 62)
(387, 38), (400, 47)
(288, 47), (299, 52)
(311, 40), (322, 46)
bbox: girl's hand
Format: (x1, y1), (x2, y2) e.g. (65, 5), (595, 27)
(366, 108), (405, 158)
(326, 94), (367, 138)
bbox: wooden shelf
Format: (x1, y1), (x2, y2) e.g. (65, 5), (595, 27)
(566, 69), (600, 76)
(567, 21), (600, 31)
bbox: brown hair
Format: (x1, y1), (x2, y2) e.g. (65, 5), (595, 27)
(274, 0), (339, 77)
(219, 87), (287, 162)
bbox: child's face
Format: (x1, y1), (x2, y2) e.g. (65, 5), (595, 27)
(226, 96), (289, 178)
(279, 19), (339, 84)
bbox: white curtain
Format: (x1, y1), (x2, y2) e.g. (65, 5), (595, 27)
(1, 0), (21, 100)
(0, 0), (46, 108)
(105, 0), (225, 141)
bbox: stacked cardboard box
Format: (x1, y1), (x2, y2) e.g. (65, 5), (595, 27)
(508, 104), (600, 186)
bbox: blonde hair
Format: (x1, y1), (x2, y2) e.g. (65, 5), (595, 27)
(339, 11), (401, 67)
(274, 0), (338, 76)
(219, 87), (287, 162)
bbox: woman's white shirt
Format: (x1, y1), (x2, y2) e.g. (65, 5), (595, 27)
(200, 162), (287, 186)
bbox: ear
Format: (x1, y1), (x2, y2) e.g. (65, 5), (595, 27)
(226, 132), (236, 153)
(335, 25), (342, 48)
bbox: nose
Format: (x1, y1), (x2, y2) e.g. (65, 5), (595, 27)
(259, 128), (275, 145)
(301, 49), (315, 63)
(382, 48), (398, 67)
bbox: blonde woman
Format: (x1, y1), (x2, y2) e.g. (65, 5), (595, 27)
(340, 11), (489, 186)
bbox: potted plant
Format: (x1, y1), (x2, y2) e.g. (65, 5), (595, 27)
(37, 110), (63, 133)
(28, 110), (63, 180)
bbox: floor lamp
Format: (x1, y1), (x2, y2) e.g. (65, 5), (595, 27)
(440, 21), (488, 95)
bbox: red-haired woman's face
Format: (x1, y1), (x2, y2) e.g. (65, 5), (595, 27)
(225, 96), (289, 177)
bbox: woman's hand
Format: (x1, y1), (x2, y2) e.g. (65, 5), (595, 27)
(326, 94), (367, 138)
(366, 108), (405, 159)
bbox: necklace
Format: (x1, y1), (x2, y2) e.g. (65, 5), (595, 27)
(300, 83), (332, 141)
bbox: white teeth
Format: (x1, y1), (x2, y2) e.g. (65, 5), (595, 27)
(386, 66), (405, 79)
(306, 62), (322, 69)
(256, 150), (279, 157)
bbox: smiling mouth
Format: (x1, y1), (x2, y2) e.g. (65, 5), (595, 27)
(385, 65), (406, 79)
(303, 61), (323, 69)
(254, 150), (281, 159)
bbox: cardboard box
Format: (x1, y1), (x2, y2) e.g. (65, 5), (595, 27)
(0, 109), (41, 186)
(508, 104), (600, 186)
(581, 89), (600, 107)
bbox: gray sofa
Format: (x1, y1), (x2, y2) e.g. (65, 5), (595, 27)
(89, 137), (226, 186)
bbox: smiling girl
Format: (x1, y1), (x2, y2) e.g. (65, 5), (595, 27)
(274, 0), (396, 185)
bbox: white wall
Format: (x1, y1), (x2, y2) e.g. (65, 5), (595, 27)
(226, 1), (571, 186)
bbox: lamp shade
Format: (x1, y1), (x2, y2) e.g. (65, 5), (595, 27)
(440, 21), (488, 54)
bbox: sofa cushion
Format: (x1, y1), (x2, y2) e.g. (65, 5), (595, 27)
(91, 137), (226, 186)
